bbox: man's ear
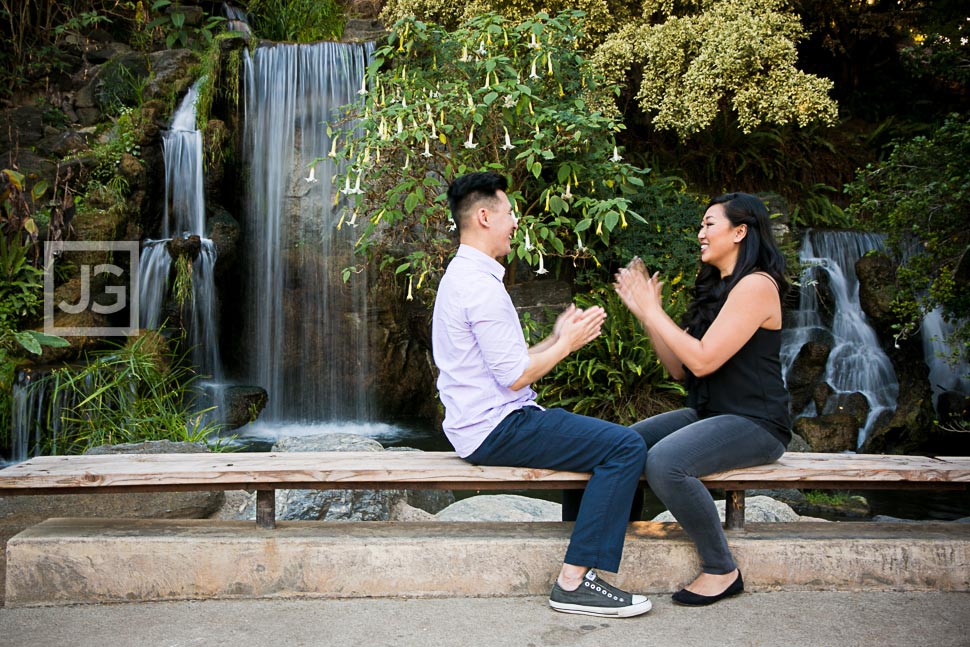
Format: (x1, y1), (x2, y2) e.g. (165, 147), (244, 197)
(476, 207), (490, 228)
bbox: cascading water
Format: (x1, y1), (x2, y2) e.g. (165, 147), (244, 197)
(922, 308), (970, 405)
(138, 79), (225, 390)
(240, 41), (374, 427)
(782, 230), (899, 447)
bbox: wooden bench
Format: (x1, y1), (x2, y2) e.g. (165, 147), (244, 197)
(0, 451), (967, 530)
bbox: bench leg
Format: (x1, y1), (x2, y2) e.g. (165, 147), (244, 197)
(256, 490), (276, 529)
(725, 490), (745, 531)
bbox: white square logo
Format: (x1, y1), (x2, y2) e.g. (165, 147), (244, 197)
(44, 241), (140, 336)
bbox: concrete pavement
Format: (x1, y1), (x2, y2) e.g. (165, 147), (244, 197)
(1, 591), (968, 647)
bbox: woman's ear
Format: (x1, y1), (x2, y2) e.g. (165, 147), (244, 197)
(734, 223), (748, 243)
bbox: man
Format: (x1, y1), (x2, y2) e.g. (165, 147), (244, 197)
(431, 171), (651, 618)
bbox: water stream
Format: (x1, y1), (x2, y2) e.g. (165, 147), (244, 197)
(238, 41), (374, 427)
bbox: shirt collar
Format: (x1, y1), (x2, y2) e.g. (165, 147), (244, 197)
(456, 244), (505, 281)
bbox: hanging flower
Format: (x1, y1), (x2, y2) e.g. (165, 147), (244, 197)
(406, 276), (414, 301)
(463, 125), (477, 149)
(327, 136), (339, 158)
(529, 58), (540, 80)
(576, 232), (586, 251)
(501, 127), (515, 151)
(304, 165), (318, 183)
(357, 74), (367, 96)
(528, 33), (540, 50)
(524, 229), (534, 251)
(476, 41), (487, 57)
(535, 252), (548, 275)
(561, 182), (572, 201)
(610, 146), (622, 163)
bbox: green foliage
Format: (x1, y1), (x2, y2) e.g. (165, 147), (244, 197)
(0, 235), (43, 336)
(247, 0), (345, 42)
(847, 114), (970, 359)
(84, 108), (143, 188)
(148, 1), (225, 49)
(173, 254), (193, 308)
(94, 57), (150, 117)
(592, 179), (703, 287)
(380, 0), (634, 46)
(593, 0), (839, 138)
(335, 11), (647, 301)
(528, 286), (685, 424)
(30, 334), (226, 455)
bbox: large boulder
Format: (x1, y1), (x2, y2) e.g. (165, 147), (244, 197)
(794, 414), (859, 452)
(786, 342), (831, 415)
(435, 494), (561, 522)
(652, 495), (816, 523)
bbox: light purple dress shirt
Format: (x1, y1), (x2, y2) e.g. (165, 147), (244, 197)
(432, 244), (540, 457)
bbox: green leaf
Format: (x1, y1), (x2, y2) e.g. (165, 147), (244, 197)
(394, 262), (411, 274)
(404, 192), (420, 213)
(12, 331), (42, 355)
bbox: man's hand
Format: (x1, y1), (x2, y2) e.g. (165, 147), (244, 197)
(557, 305), (607, 353)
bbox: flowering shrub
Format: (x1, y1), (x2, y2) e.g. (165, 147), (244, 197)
(331, 11), (648, 300)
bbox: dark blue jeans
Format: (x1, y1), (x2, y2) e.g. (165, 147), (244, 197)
(632, 408), (787, 574)
(465, 406), (646, 573)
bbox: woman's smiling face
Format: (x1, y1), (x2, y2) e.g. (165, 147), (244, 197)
(698, 203), (746, 277)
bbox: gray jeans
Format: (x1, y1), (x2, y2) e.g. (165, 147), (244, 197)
(631, 408), (786, 574)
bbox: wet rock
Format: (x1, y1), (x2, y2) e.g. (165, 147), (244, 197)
(794, 414), (859, 452)
(821, 392), (871, 428)
(856, 252), (897, 329)
(787, 342), (831, 415)
(145, 49), (200, 101)
(220, 385), (268, 430)
(167, 235), (202, 260)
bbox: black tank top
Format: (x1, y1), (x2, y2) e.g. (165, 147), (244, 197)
(686, 328), (791, 446)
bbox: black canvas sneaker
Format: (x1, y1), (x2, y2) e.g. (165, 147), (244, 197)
(549, 570), (652, 618)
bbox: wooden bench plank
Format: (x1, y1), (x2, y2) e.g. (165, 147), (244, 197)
(1, 452), (968, 494)
(2, 452), (968, 530)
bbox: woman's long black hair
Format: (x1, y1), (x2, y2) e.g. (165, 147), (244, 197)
(681, 193), (789, 338)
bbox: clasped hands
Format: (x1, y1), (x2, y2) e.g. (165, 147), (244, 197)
(614, 256), (664, 322)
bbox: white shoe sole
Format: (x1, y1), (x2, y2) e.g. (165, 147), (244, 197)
(549, 598), (652, 618)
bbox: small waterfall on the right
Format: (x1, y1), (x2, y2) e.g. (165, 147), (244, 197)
(782, 230), (899, 447)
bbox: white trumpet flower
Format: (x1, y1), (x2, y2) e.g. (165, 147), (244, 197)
(524, 229), (534, 251)
(357, 75), (367, 95)
(304, 165), (318, 183)
(529, 58), (540, 80)
(501, 127), (515, 151)
(535, 252), (548, 275)
(463, 125), (477, 149)
(610, 146), (623, 163)
(422, 139), (432, 157)
(327, 136), (339, 158)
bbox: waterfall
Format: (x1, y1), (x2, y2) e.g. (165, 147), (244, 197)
(782, 230), (899, 447)
(6, 368), (69, 464)
(139, 78), (226, 409)
(922, 308), (970, 405)
(241, 41), (373, 423)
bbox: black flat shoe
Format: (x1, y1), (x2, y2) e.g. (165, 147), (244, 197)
(671, 571), (744, 607)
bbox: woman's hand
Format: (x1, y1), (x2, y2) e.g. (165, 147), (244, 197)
(615, 257), (664, 323)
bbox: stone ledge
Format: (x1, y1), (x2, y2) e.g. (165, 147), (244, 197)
(5, 519), (969, 606)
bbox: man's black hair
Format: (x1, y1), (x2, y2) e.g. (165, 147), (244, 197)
(446, 172), (508, 233)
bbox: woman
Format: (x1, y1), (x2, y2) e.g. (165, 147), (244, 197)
(614, 192), (791, 606)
